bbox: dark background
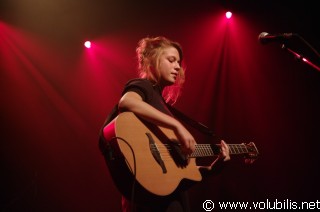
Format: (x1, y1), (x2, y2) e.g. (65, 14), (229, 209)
(1, 0), (319, 211)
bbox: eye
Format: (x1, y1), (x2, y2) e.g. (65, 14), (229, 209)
(168, 56), (177, 63)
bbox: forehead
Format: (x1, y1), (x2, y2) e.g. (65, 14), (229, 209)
(161, 46), (180, 59)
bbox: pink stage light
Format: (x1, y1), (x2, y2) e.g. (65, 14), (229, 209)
(84, 41), (91, 48)
(226, 11), (232, 19)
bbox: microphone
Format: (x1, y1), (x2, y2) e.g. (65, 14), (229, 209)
(258, 32), (296, 44)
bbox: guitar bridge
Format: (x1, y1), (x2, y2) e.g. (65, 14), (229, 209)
(146, 132), (167, 173)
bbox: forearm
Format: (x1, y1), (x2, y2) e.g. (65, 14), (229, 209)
(119, 91), (196, 154)
(118, 92), (181, 130)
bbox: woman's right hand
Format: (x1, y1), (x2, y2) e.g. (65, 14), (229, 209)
(174, 122), (196, 155)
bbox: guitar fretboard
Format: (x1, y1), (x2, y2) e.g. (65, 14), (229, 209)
(190, 144), (251, 158)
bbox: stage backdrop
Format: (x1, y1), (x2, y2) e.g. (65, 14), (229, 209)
(1, 1), (319, 211)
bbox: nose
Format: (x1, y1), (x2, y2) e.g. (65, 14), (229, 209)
(174, 61), (181, 70)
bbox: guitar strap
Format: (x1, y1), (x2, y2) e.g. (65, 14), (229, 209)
(165, 103), (215, 137)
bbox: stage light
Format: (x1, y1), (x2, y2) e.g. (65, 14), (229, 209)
(84, 41), (91, 48)
(226, 11), (232, 19)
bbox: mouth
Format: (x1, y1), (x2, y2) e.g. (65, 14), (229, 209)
(171, 73), (178, 79)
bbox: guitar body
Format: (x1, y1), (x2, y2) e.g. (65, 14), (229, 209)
(101, 112), (202, 202)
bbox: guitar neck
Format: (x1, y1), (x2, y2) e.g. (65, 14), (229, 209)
(190, 144), (251, 158)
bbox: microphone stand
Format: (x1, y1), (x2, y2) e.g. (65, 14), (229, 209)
(281, 34), (320, 72)
(282, 44), (320, 72)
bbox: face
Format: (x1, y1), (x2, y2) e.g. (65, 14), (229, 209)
(157, 46), (181, 87)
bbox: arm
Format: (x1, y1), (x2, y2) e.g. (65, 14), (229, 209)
(118, 91), (195, 154)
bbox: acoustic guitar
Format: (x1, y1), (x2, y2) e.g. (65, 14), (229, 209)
(101, 112), (259, 201)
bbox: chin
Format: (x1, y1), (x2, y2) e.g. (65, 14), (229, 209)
(167, 80), (175, 85)
(161, 78), (175, 86)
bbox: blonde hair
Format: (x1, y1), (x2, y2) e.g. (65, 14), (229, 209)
(136, 36), (185, 104)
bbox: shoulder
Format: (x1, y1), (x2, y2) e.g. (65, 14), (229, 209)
(125, 78), (153, 88)
(122, 78), (154, 101)
(123, 78), (154, 93)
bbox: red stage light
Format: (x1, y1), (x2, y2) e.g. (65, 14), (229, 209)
(226, 11), (232, 19)
(84, 41), (91, 48)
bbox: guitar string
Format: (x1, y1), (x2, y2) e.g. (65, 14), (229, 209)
(148, 142), (253, 160)
(150, 145), (250, 154)
(150, 147), (215, 155)
(151, 144), (249, 151)
(148, 144), (252, 161)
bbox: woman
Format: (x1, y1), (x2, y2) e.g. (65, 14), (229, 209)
(101, 36), (230, 212)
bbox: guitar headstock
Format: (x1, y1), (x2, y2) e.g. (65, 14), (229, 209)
(242, 142), (259, 164)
